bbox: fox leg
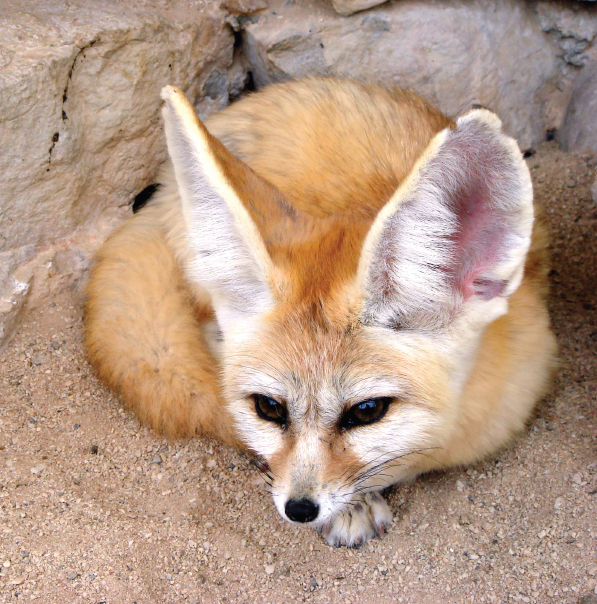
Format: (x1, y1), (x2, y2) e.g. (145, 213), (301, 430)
(319, 492), (393, 548)
(85, 206), (243, 449)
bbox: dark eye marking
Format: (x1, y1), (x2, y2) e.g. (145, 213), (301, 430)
(339, 397), (392, 430)
(252, 394), (288, 427)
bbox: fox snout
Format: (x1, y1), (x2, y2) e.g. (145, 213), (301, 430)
(270, 436), (333, 525)
(271, 459), (345, 526)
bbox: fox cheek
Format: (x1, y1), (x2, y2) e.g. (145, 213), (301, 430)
(346, 406), (442, 481)
(227, 402), (286, 460)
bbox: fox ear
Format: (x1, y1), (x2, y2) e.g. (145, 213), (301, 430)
(357, 110), (534, 331)
(161, 86), (275, 334)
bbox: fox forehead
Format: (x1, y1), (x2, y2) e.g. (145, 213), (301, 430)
(224, 308), (449, 421)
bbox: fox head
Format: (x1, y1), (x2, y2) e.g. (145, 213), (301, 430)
(160, 86), (533, 527)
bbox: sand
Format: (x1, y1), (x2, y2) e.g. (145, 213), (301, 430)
(0, 141), (596, 604)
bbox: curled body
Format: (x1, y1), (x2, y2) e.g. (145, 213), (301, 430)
(85, 78), (557, 547)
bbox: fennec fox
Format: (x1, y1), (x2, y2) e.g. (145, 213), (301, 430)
(85, 78), (556, 547)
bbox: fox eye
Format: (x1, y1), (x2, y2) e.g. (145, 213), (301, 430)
(340, 397), (391, 430)
(253, 394), (288, 426)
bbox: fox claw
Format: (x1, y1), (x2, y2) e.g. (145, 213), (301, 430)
(319, 492), (393, 548)
(375, 521), (390, 537)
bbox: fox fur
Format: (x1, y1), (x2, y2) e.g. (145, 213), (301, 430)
(85, 78), (557, 547)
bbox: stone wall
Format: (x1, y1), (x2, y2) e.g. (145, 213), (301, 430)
(1, 0), (597, 349)
(241, 0), (597, 151)
(0, 0), (237, 348)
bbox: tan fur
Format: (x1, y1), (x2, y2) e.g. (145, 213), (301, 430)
(85, 78), (556, 545)
(85, 203), (241, 447)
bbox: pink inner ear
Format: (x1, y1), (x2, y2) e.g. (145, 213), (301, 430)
(472, 277), (507, 300)
(363, 114), (529, 331)
(447, 174), (509, 302)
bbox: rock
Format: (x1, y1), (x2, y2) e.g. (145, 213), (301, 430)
(0, 0), (233, 252)
(52, 250), (88, 277)
(31, 354), (45, 366)
(332, 0), (388, 17)
(0, 0), (238, 349)
(0, 245), (35, 352)
(535, 2), (597, 66)
(0, 278), (30, 353)
(221, 0), (267, 14)
(30, 464), (46, 476)
(559, 62), (597, 153)
(241, 0), (560, 150)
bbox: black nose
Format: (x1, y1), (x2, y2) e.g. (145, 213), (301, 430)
(284, 498), (320, 523)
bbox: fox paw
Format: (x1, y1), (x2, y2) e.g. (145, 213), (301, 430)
(319, 492), (392, 548)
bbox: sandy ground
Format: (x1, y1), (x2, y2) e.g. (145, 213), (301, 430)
(1, 141), (596, 604)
